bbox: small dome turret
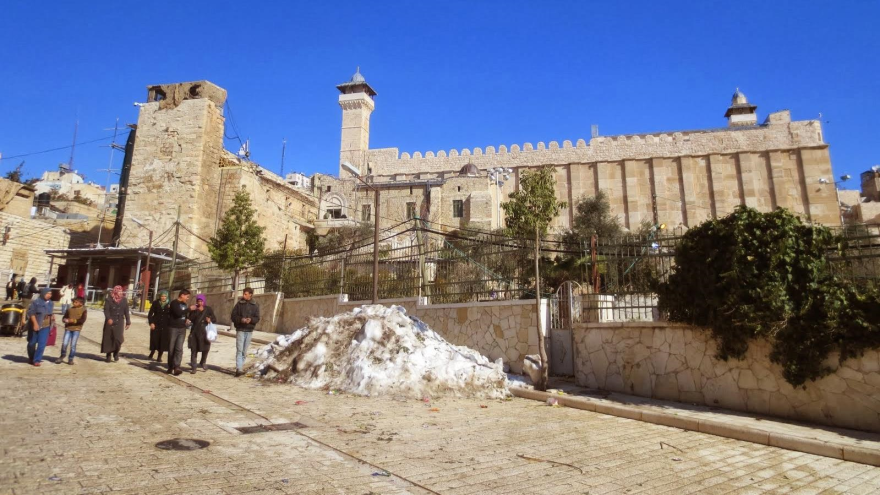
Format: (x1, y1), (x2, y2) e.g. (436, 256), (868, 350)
(458, 163), (479, 176)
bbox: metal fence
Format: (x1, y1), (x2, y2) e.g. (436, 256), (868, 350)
(157, 223), (880, 321)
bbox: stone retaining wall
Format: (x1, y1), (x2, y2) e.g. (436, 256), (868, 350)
(230, 293), (548, 374)
(573, 322), (880, 432)
(203, 291), (282, 334)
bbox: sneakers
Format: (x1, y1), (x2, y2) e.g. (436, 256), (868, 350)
(68, 359), (74, 365)
(55, 357), (65, 364)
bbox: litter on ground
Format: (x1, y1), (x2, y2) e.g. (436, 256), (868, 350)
(249, 305), (511, 399)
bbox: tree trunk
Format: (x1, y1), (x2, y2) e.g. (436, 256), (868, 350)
(232, 270), (239, 291)
(535, 225), (548, 391)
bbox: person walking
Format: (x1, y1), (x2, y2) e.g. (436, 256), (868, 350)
(167, 289), (190, 376)
(16, 277), (27, 301)
(231, 287), (260, 377)
(5, 274), (16, 301)
(25, 288), (54, 367)
(55, 297), (87, 365)
(59, 283), (74, 315)
(147, 290), (171, 362)
(76, 283), (85, 299)
(101, 285), (130, 362)
(187, 294), (216, 374)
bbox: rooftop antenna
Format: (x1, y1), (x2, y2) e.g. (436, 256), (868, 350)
(281, 138), (286, 178)
(68, 117), (79, 169)
(96, 118), (122, 248)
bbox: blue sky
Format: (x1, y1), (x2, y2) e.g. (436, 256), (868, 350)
(1, 1), (877, 190)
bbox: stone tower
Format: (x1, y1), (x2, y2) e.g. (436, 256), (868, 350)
(121, 81), (227, 259)
(337, 68), (376, 177)
(725, 88), (758, 127)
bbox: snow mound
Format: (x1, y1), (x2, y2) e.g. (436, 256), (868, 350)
(250, 305), (510, 399)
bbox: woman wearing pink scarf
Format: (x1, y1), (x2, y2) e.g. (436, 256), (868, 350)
(101, 285), (131, 362)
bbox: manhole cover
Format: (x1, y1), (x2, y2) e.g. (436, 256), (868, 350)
(155, 438), (211, 451)
(235, 422), (308, 434)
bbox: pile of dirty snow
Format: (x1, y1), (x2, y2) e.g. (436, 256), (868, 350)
(249, 305), (510, 399)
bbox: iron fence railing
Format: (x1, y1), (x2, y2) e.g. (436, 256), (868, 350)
(156, 224), (880, 321)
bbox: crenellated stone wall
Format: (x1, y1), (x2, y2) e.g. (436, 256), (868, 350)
(356, 112), (839, 228)
(573, 322), (880, 432)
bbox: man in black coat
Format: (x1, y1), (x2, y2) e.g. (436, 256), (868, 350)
(231, 287), (260, 377)
(167, 289), (191, 376)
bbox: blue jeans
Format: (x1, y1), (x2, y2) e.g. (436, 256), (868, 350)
(61, 304), (70, 317)
(60, 330), (80, 360)
(27, 326), (51, 363)
(235, 331), (253, 371)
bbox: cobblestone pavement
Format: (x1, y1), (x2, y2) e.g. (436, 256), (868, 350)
(2, 314), (880, 494)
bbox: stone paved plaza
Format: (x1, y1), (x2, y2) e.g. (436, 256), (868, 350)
(2, 314), (880, 494)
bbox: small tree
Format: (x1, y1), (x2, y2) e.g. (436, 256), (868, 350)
(209, 189), (267, 290)
(564, 191), (622, 242)
(4, 163), (25, 183)
(502, 166), (566, 390)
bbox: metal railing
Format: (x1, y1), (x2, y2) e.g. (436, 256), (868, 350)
(156, 224), (880, 319)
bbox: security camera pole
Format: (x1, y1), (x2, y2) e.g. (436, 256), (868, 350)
(341, 162), (380, 303)
(819, 174), (852, 228)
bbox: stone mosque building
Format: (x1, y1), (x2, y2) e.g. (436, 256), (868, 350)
(317, 69), (840, 236)
(118, 71), (841, 262)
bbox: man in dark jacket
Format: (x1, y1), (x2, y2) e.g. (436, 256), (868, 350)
(167, 289), (191, 376)
(231, 287), (260, 377)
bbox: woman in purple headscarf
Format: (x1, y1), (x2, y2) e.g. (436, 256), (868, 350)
(186, 294), (216, 374)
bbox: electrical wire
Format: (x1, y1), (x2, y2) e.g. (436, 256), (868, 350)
(0, 135), (118, 161)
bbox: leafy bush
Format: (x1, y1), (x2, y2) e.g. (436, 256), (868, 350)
(658, 206), (880, 386)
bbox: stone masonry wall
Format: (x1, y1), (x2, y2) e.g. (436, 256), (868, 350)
(246, 293), (548, 374)
(0, 211), (71, 284)
(361, 115), (839, 228)
(573, 322), (880, 432)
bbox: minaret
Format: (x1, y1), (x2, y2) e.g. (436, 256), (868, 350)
(337, 68), (376, 177)
(725, 88), (758, 127)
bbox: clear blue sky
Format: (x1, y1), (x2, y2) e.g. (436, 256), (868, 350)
(1, 1), (877, 190)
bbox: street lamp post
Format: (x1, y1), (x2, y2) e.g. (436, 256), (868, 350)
(130, 217), (153, 312)
(341, 162), (380, 304)
(819, 174), (852, 228)
(488, 167), (512, 229)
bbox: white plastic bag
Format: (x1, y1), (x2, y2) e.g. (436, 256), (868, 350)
(206, 323), (218, 342)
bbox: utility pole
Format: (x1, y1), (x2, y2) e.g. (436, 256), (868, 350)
(68, 119), (78, 169)
(167, 206), (181, 292)
(279, 233), (288, 296)
(372, 188), (380, 303)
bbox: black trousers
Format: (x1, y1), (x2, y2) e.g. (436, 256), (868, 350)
(168, 327), (186, 369)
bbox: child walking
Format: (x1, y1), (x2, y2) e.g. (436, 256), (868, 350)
(56, 297), (87, 365)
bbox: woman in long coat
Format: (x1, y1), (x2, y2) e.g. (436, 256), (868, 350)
(101, 286), (131, 362)
(187, 294), (216, 373)
(147, 290), (171, 362)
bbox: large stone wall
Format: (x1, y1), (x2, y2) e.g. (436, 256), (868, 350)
(0, 211), (72, 284)
(573, 322), (880, 432)
(122, 81), (318, 260)
(238, 293), (548, 374)
(356, 113), (839, 228)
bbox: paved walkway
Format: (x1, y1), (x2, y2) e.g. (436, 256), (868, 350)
(1, 314), (880, 494)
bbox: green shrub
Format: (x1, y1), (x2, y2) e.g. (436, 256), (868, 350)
(658, 206), (880, 386)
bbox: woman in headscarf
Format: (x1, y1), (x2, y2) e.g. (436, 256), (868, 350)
(187, 294), (216, 373)
(147, 290), (171, 361)
(101, 285), (131, 362)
